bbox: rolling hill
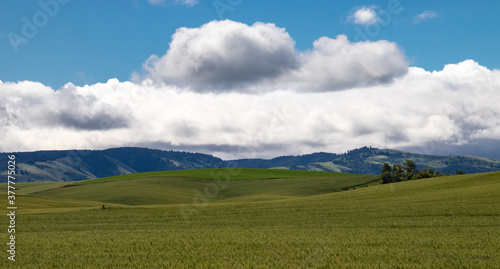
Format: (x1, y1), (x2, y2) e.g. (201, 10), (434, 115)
(2, 146), (500, 182)
(27, 169), (378, 206)
(1, 169), (498, 268)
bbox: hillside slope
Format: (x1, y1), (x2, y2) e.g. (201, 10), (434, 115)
(228, 147), (500, 175)
(1, 170), (498, 268)
(29, 169), (378, 205)
(2, 146), (500, 182)
(1, 147), (224, 182)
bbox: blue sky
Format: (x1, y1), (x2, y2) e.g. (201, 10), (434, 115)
(1, 0), (499, 89)
(1, 0), (500, 160)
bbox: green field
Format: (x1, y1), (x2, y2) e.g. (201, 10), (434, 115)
(1, 169), (499, 268)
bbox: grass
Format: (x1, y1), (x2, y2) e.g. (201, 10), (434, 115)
(27, 169), (376, 205)
(0, 169), (498, 268)
(8, 182), (68, 195)
(65, 168), (359, 185)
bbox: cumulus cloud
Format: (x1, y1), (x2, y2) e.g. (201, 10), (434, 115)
(1, 60), (500, 159)
(288, 35), (408, 91)
(0, 80), (132, 131)
(2, 21), (500, 159)
(413, 10), (439, 24)
(144, 20), (299, 92)
(142, 20), (407, 92)
(350, 6), (378, 25)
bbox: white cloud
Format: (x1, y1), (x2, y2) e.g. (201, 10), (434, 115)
(2, 21), (500, 160)
(143, 20), (407, 92)
(148, 0), (164, 5)
(413, 10), (439, 24)
(1, 60), (500, 159)
(148, 0), (198, 7)
(177, 0), (197, 7)
(350, 6), (378, 25)
(288, 35), (408, 92)
(144, 20), (299, 92)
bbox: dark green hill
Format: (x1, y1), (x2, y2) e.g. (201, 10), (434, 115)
(1, 147), (224, 182)
(227, 147), (500, 175)
(2, 146), (500, 182)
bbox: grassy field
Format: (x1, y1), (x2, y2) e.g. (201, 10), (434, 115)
(26, 169), (375, 206)
(0, 169), (499, 268)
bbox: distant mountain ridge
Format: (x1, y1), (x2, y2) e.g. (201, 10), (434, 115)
(2, 146), (500, 182)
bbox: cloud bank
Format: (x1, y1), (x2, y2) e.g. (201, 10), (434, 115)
(2, 21), (500, 160)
